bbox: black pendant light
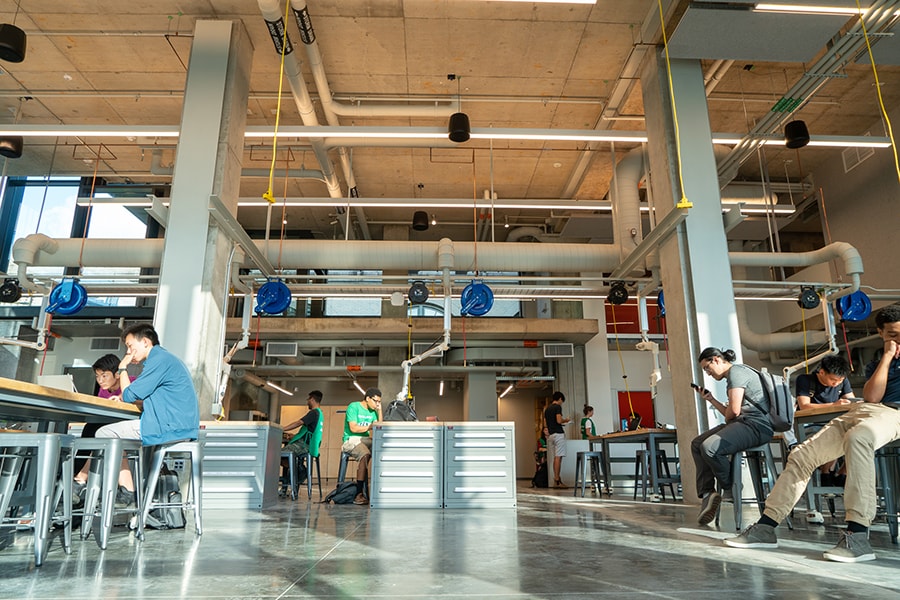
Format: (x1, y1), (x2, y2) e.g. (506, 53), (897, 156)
(0, 135), (23, 159)
(0, 24), (25, 63)
(412, 210), (429, 231)
(447, 74), (470, 143)
(784, 120), (810, 149)
(0, 3), (26, 64)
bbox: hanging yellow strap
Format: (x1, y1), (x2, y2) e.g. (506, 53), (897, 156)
(263, 0), (292, 204)
(855, 0), (900, 184)
(657, 0), (692, 209)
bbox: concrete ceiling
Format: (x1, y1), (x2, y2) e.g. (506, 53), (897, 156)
(0, 0), (897, 245)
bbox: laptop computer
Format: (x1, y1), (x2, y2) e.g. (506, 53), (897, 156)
(36, 374), (80, 394)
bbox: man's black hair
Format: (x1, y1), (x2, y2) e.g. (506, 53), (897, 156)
(308, 390), (323, 402)
(819, 355), (851, 378)
(365, 387), (382, 399)
(875, 304), (900, 329)
(552, 391), (565, 403)
(122, 322), (160, 346)
(92, 353), (120, 373)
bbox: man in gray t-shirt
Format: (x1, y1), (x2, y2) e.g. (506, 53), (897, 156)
(692, 348), (774, 526)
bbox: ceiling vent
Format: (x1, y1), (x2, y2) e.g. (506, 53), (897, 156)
(412, 342), (444, 357)
(265, 342), (298, 358)
(543, 343), (574, 358)
(842, 144), (874, 173)
(90, 338), (121, 351)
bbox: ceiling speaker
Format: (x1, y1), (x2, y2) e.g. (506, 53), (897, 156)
(0, 136), (23, 159)
(448, 112), (470, 143)
(784, 120), (810, 149)
(0, 24), (26, 63)
(412, 210), (429, 231)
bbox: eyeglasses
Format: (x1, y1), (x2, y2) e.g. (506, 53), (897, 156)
(701, 359), (715, 374)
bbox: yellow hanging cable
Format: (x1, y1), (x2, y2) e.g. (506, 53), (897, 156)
(657, 0), (692, 209)
(262, 0), (292, 205)
(406, 300), (414, 399)
(611, 304), (637, 422)
(856, 0), (900, 183)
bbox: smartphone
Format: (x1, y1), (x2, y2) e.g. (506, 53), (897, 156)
(690, 382), (705, 393)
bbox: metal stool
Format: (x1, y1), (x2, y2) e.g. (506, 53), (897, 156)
(876, 444), (899, 543)
(0, 432), (74, 567)
(633, 449), (676, 501)
(137, 440), (202, 540)
(716, 443), (793, 531)
(573, 451), (607, 497)
(73, 437), (143, 549)
(281, 450), (322, 501)
(337, 450), (367, 498)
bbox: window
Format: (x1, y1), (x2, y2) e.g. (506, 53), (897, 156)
(323, 270), (383, 316)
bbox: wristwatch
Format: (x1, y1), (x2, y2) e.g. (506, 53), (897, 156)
(118, 368), (128, 375)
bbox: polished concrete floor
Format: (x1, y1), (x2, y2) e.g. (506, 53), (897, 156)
(1, 482), (899, 599)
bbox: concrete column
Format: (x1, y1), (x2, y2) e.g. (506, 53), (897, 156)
(640, 54), (741, 502)
(584, 297), (614, 433)
(464, 371), (497, 421)
(155, 20), (252, 417)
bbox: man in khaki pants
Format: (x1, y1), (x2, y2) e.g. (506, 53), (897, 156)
(341, 388), (382, 505)
(723, 304), (900, 562)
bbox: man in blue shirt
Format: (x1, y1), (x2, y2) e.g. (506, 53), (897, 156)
(96, 323), (200, 506)
(723, 305), (900, 563)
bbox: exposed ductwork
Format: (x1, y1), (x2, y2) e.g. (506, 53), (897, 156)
(610, 146), (645, 266)
(257, 0), (371, 240)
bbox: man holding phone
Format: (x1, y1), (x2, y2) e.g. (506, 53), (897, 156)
(342, 388), (383, 505)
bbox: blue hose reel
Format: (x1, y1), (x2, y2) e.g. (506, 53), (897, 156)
(834, 290), (872, 322)
(657, 290), (665, 317)
(255, 279), (292, 315)
(45, 278), (88, 316)
(460, 279), (493, 316)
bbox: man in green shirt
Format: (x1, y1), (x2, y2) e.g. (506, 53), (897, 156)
(342, 388), (383, 505)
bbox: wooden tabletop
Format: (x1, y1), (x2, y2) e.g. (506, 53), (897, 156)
(0, 376), (140, 424)
(794, 402), (858, 420)
(589, 428), (678, 442)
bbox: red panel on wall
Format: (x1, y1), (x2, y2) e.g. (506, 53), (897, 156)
(617, 391), (655, 430)
(605, 301), (665, 335)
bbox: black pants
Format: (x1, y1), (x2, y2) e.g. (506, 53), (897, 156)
(691, 418), (772, 496)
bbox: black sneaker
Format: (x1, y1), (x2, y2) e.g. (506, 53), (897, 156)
(72, 480), (87, 506)
(115, 486), (136, 508)
(697, 491), (721, 525)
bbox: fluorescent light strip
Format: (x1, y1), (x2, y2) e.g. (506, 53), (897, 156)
(499, 384), (514, 398)
(0, 124), (888, 149)
(265, 381), (293, 396)
(712, 134), (891, 148)
(353, 380), (366, 395)
(439, 380), (444, 396)
(753, 3), (863, 15)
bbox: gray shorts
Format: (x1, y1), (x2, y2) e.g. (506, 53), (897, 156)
(548, 432), (567, 458)
(342, 436), (372, 459)
(96, 419), (141, 440)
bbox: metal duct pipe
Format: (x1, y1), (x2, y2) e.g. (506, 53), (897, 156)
(258, 0), (365, 240)
(504, 227), (555, 243)
(610, 146), (644, 268)
(14, 234), (620, 274)
(290, 0), (452, 120)
(729, 241), (863, 299)
(734, 299), (828, 352)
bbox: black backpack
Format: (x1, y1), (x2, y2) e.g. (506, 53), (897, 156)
(383, 399), (418, 422)
(144, 465), (186, 529)
(322, 481), (358, 504)
(531, 462), (548, 488)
